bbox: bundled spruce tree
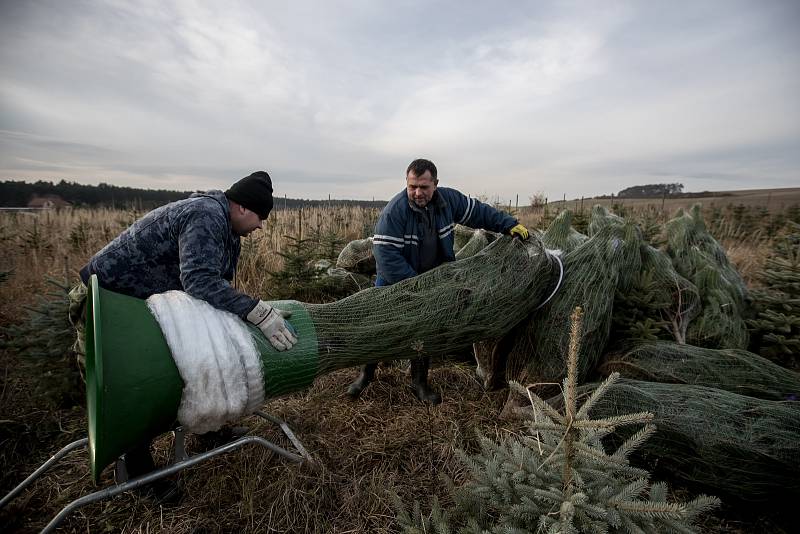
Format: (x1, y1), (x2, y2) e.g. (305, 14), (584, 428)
(747, 221), (800, 368)
(665, 205), (750, 349)
(395, 308), (719, 534)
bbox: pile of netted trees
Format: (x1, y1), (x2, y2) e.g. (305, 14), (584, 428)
(453, 205), (799, 506)
(328, 204), (799, 509)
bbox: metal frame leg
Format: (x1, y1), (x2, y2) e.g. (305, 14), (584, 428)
(1, 412), (313, 533)
(255, 410), (315, 464)
(41, 435), (304, 533)
(0, 437), (89, 510)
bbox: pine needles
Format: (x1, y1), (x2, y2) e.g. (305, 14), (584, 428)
(0, 277), (82, 407)
(395, 307), (720, 533)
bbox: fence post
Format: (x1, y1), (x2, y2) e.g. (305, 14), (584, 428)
(298, 208), (303, 241)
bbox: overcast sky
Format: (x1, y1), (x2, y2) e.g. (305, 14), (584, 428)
(1, 0), (798, 202)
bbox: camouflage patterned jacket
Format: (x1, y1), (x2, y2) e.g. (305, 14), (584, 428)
(80, 190), (258, 318)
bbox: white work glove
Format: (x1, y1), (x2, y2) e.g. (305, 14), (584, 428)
(246, 301), (298, 351)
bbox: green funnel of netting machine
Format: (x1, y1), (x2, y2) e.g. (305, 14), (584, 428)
(84, 275), (320, 483)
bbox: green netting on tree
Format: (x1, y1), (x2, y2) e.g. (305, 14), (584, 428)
(538, 209), (588, 253)
(587, 204), (626, 236)
(547, 206), (701, 345)
(665, 205), (750, 349)
(612, 243), (701, 344)
(587, 206), (642, 292)
(599, 341), (800, 401)
(453, 223), (477, 252)
(304, 235), (560, 376)
(335, 236), (375, 274)
(454, 228), (497, 260)
(575, 378), (800, 502)
(497, 222), (642, 387)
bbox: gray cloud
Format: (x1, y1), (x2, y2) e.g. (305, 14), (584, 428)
(1, 0), (797, 201)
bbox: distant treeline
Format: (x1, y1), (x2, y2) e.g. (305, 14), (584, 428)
(592, 183), (733, 200)
(618, 183), (684, 198)
(0, 180), (387, 210)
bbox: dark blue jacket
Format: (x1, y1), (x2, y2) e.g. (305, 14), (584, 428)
(80, 190), (258, 318)
(373, 187), (517, 286)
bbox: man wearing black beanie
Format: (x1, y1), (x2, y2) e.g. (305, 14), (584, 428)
(77, 170), (296, 502)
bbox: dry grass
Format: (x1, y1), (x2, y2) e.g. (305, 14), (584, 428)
(0, 201), (794, 533)
(1, 362), (515, 533)
(0, 206), (379, 319)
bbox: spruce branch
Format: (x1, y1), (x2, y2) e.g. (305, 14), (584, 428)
(572, 411), (654, 430)
(509, 380), (565, 425)
(611, 424), (658, 463)
(575, 372), (621, 419)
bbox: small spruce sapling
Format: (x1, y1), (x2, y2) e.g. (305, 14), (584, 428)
(395, 307), (719, 533)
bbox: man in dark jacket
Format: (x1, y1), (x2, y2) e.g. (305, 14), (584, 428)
(79, 170), (296, 501)
(346, 159), (529, 404)
(81, 171), (296, 351)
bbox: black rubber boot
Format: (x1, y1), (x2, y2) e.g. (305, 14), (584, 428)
(194, 425), (249, 452)
(347, 363), (377, 398)
(410, 356), (441, 404)
(115, 440), (183, 505)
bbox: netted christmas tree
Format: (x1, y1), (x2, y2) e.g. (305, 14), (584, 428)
(539, 209), (588, 254)
(665, 205), (750, 349)
(569, 378), (800, 503)
(599, 341), (800, 401)
(747, 221), (800, 368)
(473, 205), (740, 399)
(335, 236), (376, 275)
(611, 244), (700, 345)
(473, 208), (643, 396)
(306, 236), (561, 376)
(395, 308), (720, 533)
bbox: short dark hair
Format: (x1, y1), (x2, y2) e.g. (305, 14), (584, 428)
(406, 159), (437, 181)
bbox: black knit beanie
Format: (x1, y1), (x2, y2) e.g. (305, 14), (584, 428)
(225, 171), (274, 219)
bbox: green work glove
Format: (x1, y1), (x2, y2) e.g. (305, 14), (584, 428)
(246, 301), (298, 351)
(509, 223), (530, 240)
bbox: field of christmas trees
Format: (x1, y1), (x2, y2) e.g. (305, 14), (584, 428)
(1, 198), (798, 533)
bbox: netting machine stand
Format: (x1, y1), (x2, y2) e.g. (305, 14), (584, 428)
(0, 410), (314, 534)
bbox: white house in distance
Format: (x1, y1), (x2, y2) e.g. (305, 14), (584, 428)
(26, 194), (71, 209)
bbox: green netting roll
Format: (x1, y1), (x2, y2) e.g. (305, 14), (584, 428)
(599, 341), (800, 401)
(576, 378), (800, 502)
